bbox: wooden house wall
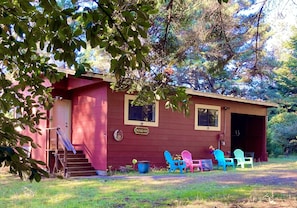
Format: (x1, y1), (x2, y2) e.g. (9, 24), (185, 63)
(21, 119), (48, 166)
(19, 79), (52, 170)
(71, 83), (108, 171)
(106, 90), (269, 170)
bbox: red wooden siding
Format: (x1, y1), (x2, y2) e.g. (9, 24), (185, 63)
(18, 79), (52, 170)
(72, 82), (108, 172)
(106, 90), (269, 170)
(21, 119), (48, 166)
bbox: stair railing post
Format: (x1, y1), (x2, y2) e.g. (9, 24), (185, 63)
(64, 146), (68, 178)
(56, 128), (59, 151)
(53, 129), (59, 173)
(46, 128), (50, 173)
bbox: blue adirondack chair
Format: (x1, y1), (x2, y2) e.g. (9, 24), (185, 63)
(234, 149), (253, 168)
(164, 150), (186, 173)
(213, 149), (235, 171)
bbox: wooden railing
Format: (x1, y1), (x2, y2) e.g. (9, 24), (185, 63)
(46, 127), (76, 177)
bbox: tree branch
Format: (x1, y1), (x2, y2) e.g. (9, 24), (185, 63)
(95, 1), (149, 70)
(164, 0), (174, 54)
(254, 0), (267, 70)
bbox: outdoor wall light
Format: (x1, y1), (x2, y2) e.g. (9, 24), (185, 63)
(55, 96), (63, 100)
(223, 106), (230, 110)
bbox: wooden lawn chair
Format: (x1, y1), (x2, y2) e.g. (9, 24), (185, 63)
(164, 150), (186, 174)
(213, 149), (235, 171)
(181, 150), (203, 172)
(234, 149), (253, 168)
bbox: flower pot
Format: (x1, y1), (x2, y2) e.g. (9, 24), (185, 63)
(137, 161), (150, 174)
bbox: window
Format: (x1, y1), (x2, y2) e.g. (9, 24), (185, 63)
(195, 104), (221, 131)
(124, 95), (159, 127)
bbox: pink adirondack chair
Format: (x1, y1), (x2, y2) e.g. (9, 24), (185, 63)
(181, 150), (203, 172)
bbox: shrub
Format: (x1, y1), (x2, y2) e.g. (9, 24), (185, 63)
(267, 112), (297, 155)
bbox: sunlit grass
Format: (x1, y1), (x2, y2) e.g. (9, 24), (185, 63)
(0, 173), (253, 207)
(1, 156), (296, 207)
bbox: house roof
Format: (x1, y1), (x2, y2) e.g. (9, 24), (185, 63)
(186, 89), (278, 108)
(58, 68), (278, 108)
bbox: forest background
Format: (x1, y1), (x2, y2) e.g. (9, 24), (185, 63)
(1, 0), (297, 181)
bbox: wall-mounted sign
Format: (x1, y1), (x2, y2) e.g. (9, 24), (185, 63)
(134, 126), (149, 135)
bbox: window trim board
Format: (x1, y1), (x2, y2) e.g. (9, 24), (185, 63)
(124, 94), (159, 127)
(194, 104), (221, 131)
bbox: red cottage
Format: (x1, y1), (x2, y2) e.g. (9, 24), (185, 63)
(22, 71), (277, 176)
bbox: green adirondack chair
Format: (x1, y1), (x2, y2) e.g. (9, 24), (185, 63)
(164, 150), (186, 174)
(213, 149), (235, 171)
(234, 149), (253, 168)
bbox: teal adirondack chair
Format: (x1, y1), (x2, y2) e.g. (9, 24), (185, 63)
(164, 150), (186, 174)
(234, 149), (253, 168)
(213, 149), (235, 171)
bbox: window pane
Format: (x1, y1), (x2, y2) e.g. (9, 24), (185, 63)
(128, 100), (155, 122)
(198, 108), (209, 126)
(208, 109), (218, 127)
(198, 108), (218, 127)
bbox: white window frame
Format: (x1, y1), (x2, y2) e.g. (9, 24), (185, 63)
(195, 104), (221, 131)
(124, 94), (159, 127)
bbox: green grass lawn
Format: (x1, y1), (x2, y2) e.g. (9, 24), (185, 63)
(1, 157), (297, 208)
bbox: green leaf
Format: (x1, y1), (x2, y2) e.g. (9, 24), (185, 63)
(134, 37), (141, 48)
(122, 11), (134, 24)
(75, 64), (86, 77)
(137, 26), (147, 38)
(218, 0), (228, 4)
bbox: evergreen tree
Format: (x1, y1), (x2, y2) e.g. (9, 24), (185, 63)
(148, 0), (277, 97)
(275, 28), (297, 112)
(267, 28), (297, 155)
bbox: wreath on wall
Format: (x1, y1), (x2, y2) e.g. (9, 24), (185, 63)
(113, 129), (124, 142)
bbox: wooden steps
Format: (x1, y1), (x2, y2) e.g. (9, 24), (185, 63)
(58, 150), (97, 177)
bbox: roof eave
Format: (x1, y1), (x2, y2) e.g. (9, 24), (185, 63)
(186, 89), (278, 108)
(57, 68), (115, 82)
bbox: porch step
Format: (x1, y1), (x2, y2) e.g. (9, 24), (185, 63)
(67, 158), (89, 163)
(67, 165), (94, 171)
(67, 170), (98, 177)
(58, 150), (97, 177)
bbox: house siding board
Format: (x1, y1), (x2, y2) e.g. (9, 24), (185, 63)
(106, 93), (227, 169)
(67, 76), (102, 90)
(15, 79), (53, 169)
(105, 91), (270, 170)
(230, 103), (267, 116)
(21, 120), (48, 166)
(72, 83), (108, 171)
